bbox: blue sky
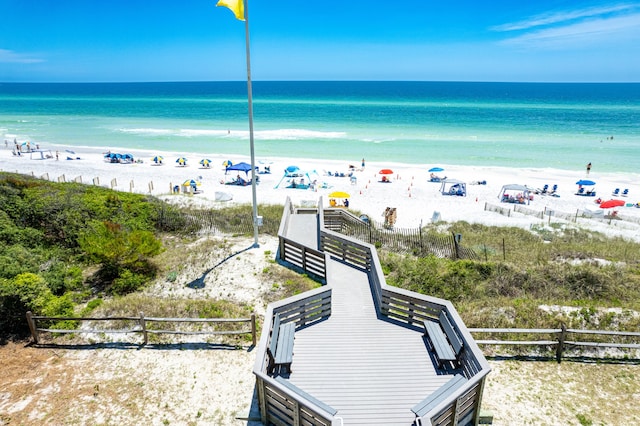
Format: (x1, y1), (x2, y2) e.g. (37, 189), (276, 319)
(1, 0), (639, 82)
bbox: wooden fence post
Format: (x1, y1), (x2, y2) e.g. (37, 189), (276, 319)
(251, 312), (257, 346)
(140, 311), (148, 345)
(26, 311), (39, 344)
(452, 232), (460, 259)
(556, 323), (566, 363)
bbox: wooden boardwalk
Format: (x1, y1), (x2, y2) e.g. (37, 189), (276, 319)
(285, 213), (318, 248)
(287, 255), (456, 425)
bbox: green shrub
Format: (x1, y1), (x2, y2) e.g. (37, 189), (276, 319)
(111, 270), (148, 295)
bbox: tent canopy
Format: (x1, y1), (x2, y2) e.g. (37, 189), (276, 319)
(499, 184), (530, 198)
(225, 162), (253, 174)
(440, 179), (467, 196)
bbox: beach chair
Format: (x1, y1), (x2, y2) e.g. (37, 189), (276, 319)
(622, 188), (629, 197)
(540, 184), (548, 194)
(612, 188), (620, 196)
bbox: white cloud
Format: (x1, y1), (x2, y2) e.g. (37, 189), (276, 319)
(0, 49), (44, 63)
(500, 13), (640, 48)
(491, 3), (638, 32)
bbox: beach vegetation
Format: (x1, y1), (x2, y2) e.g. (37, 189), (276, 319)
(0, 173), (165, 338)
(381, 222), (640, 332)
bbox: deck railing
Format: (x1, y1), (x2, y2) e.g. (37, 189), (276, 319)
(265, 198), (491, 426)
(323, 207), (479, 259)
(277, 197), (327, 281)
(253, 287), (333, 426)
(316, 204), (491, 425)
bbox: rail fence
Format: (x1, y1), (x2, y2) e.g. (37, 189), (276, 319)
(469, 325), (640, 362)
(26, 311), (257, 346)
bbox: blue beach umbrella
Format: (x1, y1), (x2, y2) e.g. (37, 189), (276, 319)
(429, 167), (444, 172)
(199, 158), (211, 167)
(223, 160), (233, 168)
(176, 157), (187, 166)
(152, 155), (163, 164)
(576, 179), (595, 186)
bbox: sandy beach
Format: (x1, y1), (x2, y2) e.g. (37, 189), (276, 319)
(2, 143), (640, 241)
(2, 145), (640, 425)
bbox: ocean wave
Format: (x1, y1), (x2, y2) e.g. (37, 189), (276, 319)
(178, 129), (229, 137)
(254, 129), (346, 140)
(116, 128), (174, 136)
(116, 127), (346, 140)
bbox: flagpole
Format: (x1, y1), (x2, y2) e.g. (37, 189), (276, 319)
(243, 0), (260, 248)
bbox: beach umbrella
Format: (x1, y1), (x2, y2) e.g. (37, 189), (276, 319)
(599, 199), (625, 209)
(152, 155), (163, 163)
(200, 158), (211, 167)
(223, 160), (232, 168)
(428, 167), (444, 172)
(329, 191), (351, 199)
(176, 157), (187, 166)
(183, 179), (201, 187)
(576, 179), (595, 186)
(285, 165), (300, 174)
(379, 169), (394, 175)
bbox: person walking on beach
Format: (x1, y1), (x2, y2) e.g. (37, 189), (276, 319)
(586, 162), (592, 175)
(56, 150), (59, 161)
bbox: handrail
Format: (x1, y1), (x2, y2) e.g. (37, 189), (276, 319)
(268, 203), (491, 425)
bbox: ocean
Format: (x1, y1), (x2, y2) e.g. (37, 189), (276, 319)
(1, 81), (639, 173)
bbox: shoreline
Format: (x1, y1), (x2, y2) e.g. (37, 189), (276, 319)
(2, 142), (640, 241)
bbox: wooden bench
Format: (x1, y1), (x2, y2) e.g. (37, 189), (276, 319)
(412, 374), (468, 425)
(267, 313), (295, 374)
(423, 311), (464, 368)
(275, 376), (338, 416)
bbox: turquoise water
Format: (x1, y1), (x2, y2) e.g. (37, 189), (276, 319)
(1, 81), (639, 172)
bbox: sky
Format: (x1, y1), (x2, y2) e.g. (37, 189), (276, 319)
(1, 0), (639, 83)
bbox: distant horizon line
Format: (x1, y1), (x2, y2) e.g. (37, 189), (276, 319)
(2, 79), (639, 85)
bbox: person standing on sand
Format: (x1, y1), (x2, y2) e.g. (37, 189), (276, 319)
(56, 150), (59, 161)
(586, 162), (592, 175)
(361, 158), (365, 169)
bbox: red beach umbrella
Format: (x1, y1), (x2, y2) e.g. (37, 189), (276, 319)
(599, 199), (625, 209)
(379, 169), (394, 175)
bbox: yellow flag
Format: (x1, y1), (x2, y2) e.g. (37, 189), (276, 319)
(216, 0), (245, 21)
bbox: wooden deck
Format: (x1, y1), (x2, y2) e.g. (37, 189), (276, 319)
(288, 258), (457, 425)
(285, 213), (318, 249)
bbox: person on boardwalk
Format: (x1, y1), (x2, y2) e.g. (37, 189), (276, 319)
(586, 162), (592, 175)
